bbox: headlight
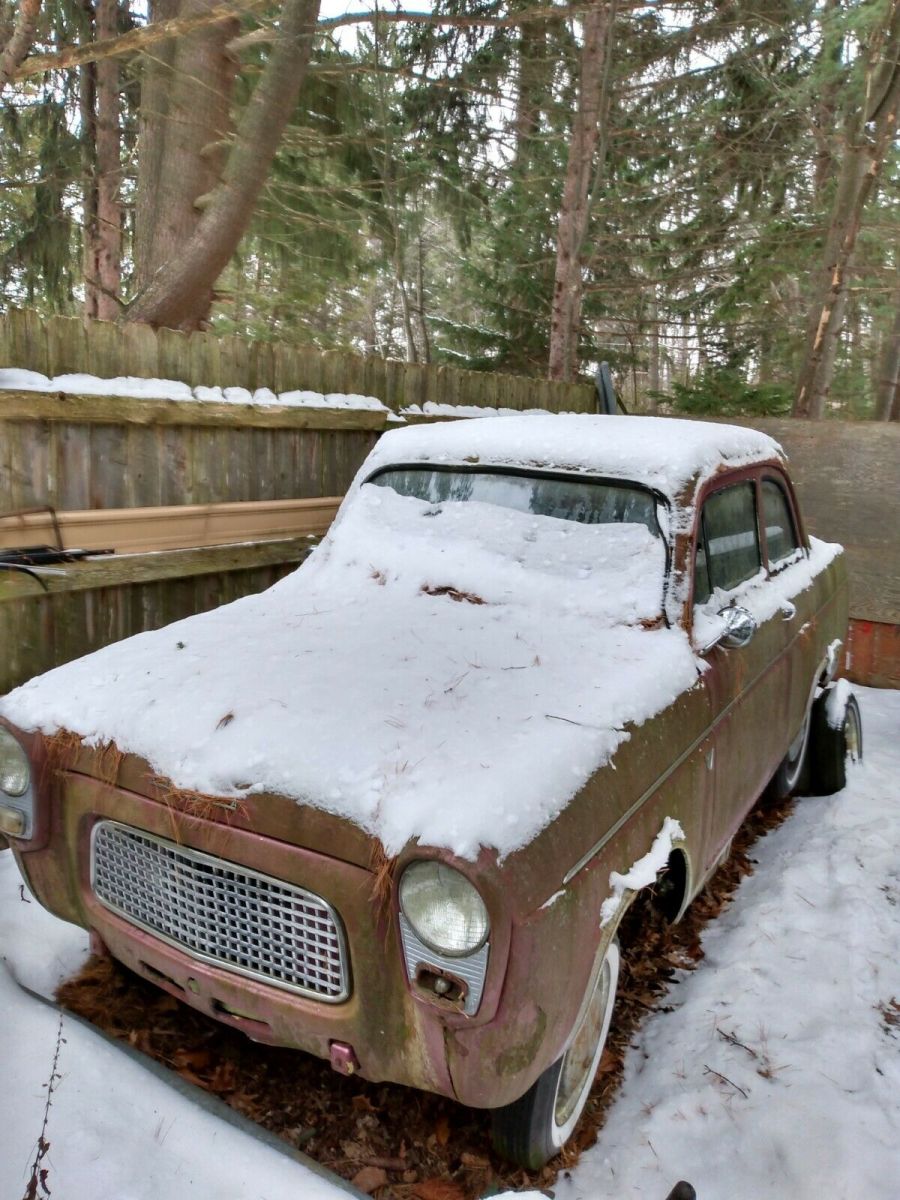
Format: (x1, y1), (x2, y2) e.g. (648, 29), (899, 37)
(399, 861), (489, 957)
(0, 727), (30, 797)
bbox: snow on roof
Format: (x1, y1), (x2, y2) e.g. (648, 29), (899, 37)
(360, 413), (785, 501)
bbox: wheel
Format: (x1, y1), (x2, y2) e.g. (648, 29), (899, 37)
(491, 939), (620, 1169)
(771, 691), (814, 800)
(806, 687), (862, 795)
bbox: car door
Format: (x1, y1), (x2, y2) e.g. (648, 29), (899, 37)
(691, 470), (791, 866)
(758, 471), (819, 755)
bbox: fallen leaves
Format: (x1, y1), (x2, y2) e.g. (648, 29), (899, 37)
(412, 1180), (468, 1200)
(352, 1166), (389, 1194)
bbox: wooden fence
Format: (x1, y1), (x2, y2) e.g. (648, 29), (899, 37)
(1, 311), (898, 692)
(0, 308), (596, 417)
(0, 310), (595, 694)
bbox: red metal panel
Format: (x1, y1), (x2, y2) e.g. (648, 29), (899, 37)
(844, 619), (900, 690)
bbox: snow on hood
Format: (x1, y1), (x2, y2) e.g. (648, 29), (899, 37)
(357, 414), (785, 503)
(0, 481), (702, 860)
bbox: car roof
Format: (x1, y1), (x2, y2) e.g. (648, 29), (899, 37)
(366, 414), (784, 503)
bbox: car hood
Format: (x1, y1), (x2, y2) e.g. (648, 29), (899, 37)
(0, 486), (700, 861)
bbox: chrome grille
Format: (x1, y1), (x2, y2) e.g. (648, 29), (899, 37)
(90, 820), (349, 1001)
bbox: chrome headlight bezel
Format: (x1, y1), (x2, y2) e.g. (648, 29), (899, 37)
(398, 860), (490, 959)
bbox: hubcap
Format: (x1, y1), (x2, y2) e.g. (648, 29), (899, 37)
(846, 705), (862, 764)
(554, 958), (612, 1128)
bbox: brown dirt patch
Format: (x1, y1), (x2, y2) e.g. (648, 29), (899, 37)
(56, 793), (795, 1198)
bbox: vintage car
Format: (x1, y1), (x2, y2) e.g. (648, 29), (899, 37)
(0, 414), (861, 1168)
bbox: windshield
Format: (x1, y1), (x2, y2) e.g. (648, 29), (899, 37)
(368, 467), (661, 536)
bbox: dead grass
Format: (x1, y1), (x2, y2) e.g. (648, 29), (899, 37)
(420, 585), (486, 606)
(55, 791), (796, 1199)
(878, 997), (900, 1037)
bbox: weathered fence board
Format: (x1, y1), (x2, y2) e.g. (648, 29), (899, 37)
(0, 541), (312, 690)
(0, 308), (596, 415)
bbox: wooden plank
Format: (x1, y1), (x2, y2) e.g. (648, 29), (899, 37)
(85, 318), (121, 378)
(54, 423), (92, 509)
(0, 497), (340, 555)
(121, 321), (159, 379)
(0, 538), (316, 602)
(156, 326), (190, 383)
(22, 309), (50, 376)
(89, 421), (130, 507)
(46, 316), (88, 377)
(0, 390), (391, 431)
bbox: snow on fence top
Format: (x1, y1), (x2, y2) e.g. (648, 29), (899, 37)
(0, 368), (389, 414)
(360, 413), (786, 501)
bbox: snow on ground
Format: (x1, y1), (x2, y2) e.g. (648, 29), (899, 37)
(0, 857), (352, 1200)
(557, 683), (900, 1200)
(0, 367), (388, 413)
(2, 685), (898, 1200)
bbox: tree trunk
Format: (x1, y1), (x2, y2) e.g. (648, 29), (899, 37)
(646, 292), (659, 411)
(126, 0), (321, 330)
(512, 19), (547, 168)
(875, 300), (900, 420)
(548, 0), (617, 382)
(80, 36), (98, 317)
(812, 0), (843, 197)
(131, 0), (239, 328)
(83, 0), (122, 319)
(0, 0), (40, 90)
(794, 5), (900, 417)
(414, 230), (430, 364)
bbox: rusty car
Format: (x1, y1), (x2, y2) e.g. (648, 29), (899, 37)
(0, 414), (861, 1167)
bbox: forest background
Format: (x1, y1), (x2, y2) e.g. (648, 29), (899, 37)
(0, 0), (898, 420)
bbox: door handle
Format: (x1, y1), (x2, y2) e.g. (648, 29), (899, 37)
(780, 601), (796, 621)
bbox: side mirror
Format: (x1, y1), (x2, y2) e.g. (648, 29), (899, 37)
(719, 605), (757, 649)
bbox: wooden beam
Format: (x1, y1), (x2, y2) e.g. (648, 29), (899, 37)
(0, 390), (391, 431)
(0, 537), (316, 602)
(0, 497), (342, 555)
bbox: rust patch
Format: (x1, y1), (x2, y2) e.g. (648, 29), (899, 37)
(495, 1005), (547, 1077)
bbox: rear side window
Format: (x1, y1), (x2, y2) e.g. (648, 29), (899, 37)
(761, 479), (800, 567)
(694, 482), (761, 602)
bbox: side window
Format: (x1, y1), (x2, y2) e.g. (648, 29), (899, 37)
(696, 482), (761, 597)
(761, 478), (800, 568)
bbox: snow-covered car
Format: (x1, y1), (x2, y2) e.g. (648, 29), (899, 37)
(0, 415), (860, 1167)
